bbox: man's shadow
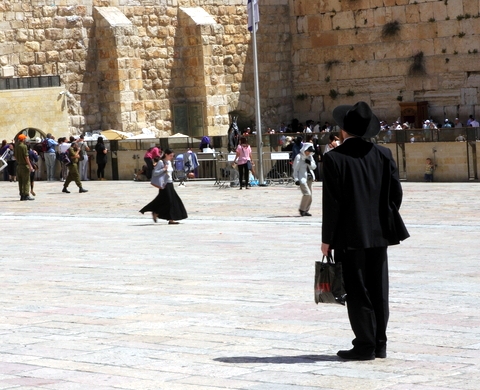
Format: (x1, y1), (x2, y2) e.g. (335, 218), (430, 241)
(214, 354), (337, 364)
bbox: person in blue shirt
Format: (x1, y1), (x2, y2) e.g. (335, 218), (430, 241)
(44, 133), (58, 181)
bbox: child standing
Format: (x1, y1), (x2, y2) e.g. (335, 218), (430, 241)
(424, 158), (435, 182)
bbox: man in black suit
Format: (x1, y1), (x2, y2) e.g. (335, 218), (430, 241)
(322, 101), (409, 360)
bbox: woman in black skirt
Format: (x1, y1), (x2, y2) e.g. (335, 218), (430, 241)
(139, 148), (188, 224)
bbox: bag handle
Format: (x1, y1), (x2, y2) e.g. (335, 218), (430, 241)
(318, 253), (334, 263)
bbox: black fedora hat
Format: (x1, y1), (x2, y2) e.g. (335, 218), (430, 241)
(333, 101), (380, 138)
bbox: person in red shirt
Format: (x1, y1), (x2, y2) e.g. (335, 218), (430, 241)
(144, 145), (161, 180)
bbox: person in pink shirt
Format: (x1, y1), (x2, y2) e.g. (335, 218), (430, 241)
(234, 136), (253, 189)
(144, 145), (161, 180)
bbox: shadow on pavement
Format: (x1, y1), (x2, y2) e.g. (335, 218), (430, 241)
(214, 354), (337, 364)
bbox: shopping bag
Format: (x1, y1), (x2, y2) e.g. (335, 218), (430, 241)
(314, 254), (346, 305)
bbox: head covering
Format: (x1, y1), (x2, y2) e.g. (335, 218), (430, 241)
(18, 134), (27, 141)
(333, 101), (380, 138)
(300, 143), (314, 154)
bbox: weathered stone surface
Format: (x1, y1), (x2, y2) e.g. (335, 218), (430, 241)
(0, 0), (479, 141)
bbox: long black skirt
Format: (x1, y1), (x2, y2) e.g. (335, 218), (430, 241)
(139, 182), (188, 221)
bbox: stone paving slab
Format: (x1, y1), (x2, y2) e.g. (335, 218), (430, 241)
(1, 179), (479, 389)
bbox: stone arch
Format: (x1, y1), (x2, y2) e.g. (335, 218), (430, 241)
(16, 128), (46, 143)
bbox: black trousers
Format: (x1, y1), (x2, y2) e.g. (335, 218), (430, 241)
(238, 163), (249, 188)
(335, 247), (389, 355)
(144, 157), (154, 180)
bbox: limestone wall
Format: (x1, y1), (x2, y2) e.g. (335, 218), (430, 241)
(0, 86), (68, 139)
(0, 0), (293, 140)
(291, 0), (480, 125)
(0, 0), (479, 144)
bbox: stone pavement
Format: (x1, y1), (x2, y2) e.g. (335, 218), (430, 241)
(1, 179), (479, 390)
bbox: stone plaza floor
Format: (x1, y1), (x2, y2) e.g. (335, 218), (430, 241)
(1, 178), (479, 389)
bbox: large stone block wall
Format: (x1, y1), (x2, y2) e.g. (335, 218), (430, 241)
(0, 0), (479, 143)
(291, 0), (480, 125)
(0, 0), (292, 139)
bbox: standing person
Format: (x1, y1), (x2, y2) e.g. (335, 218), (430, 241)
(27, 144), (39, 196)
(5, 143), (17, 182)
(234, 136), (253, 190)
(44, 133), (58, 181)
(94, 136), (108, 180)
(293, 144), (316, 216)
(324, 133), (339, 153)
(322, 101), (409, 361)
(291, 136), (303, 162)
(62, 141), (88, 193)
(58, 137), (71, 181)
(139, 148), (187, 225)
(13, 135), (35, 201)
(143, 144), (161, 180)
(77, 134), (90, 181)
(424, 158), (435, 182)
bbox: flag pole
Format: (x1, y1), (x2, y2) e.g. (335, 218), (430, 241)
(250, 4), (265, 185)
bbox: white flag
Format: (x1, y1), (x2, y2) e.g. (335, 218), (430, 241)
(247, 0), (259, 32)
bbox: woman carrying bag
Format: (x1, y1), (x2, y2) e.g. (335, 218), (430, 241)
(139, 148), (188, 225)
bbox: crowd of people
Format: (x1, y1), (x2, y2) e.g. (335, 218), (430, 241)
(0, 134), (117, 199)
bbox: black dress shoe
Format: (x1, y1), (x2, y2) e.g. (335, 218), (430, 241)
(337, 349), (375, 361)
(62, 187), (70, 193)
(303, 212), (312, 216)
(23, 196), (35, 201)
(79, 188), (88, 193)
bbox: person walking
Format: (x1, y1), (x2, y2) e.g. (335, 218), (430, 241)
(44, 133), (58, 181)
(62, 141), (88, 194)
(233, 136), (253, 189)
(293, 144), (316, 216)
(78, 134), (90, 181)
(139, 148), (187, 225)
(94, 136), (108, 180)
(321, 101), (409, 361)
(13, 134), (35, 201)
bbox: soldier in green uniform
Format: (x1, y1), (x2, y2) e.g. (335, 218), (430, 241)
(14, 134), (35, 201)
(62, 141), (88, 194)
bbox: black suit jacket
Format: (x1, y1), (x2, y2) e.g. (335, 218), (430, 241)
(322, 137), (409, 249)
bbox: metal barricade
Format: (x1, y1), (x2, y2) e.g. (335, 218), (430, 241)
(215, 152), (238, 188)
(264, 152), (294, 185)
(0, 149), (8, 172)
(196, 152), (217, 180)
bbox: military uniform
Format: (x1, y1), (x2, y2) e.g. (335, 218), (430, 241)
(63, 146), (88, 193)
(14, 141), (32, 200)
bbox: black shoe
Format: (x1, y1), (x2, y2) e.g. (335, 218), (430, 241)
(303, 212), (312, 216)
(337, 349), (375, 361)
(20, 195), (25, 201)
(23, 196), (35, 201)
(79, 188), (88, 193)
(299, 210), (305, 216)
(62, 187), (70, 193)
